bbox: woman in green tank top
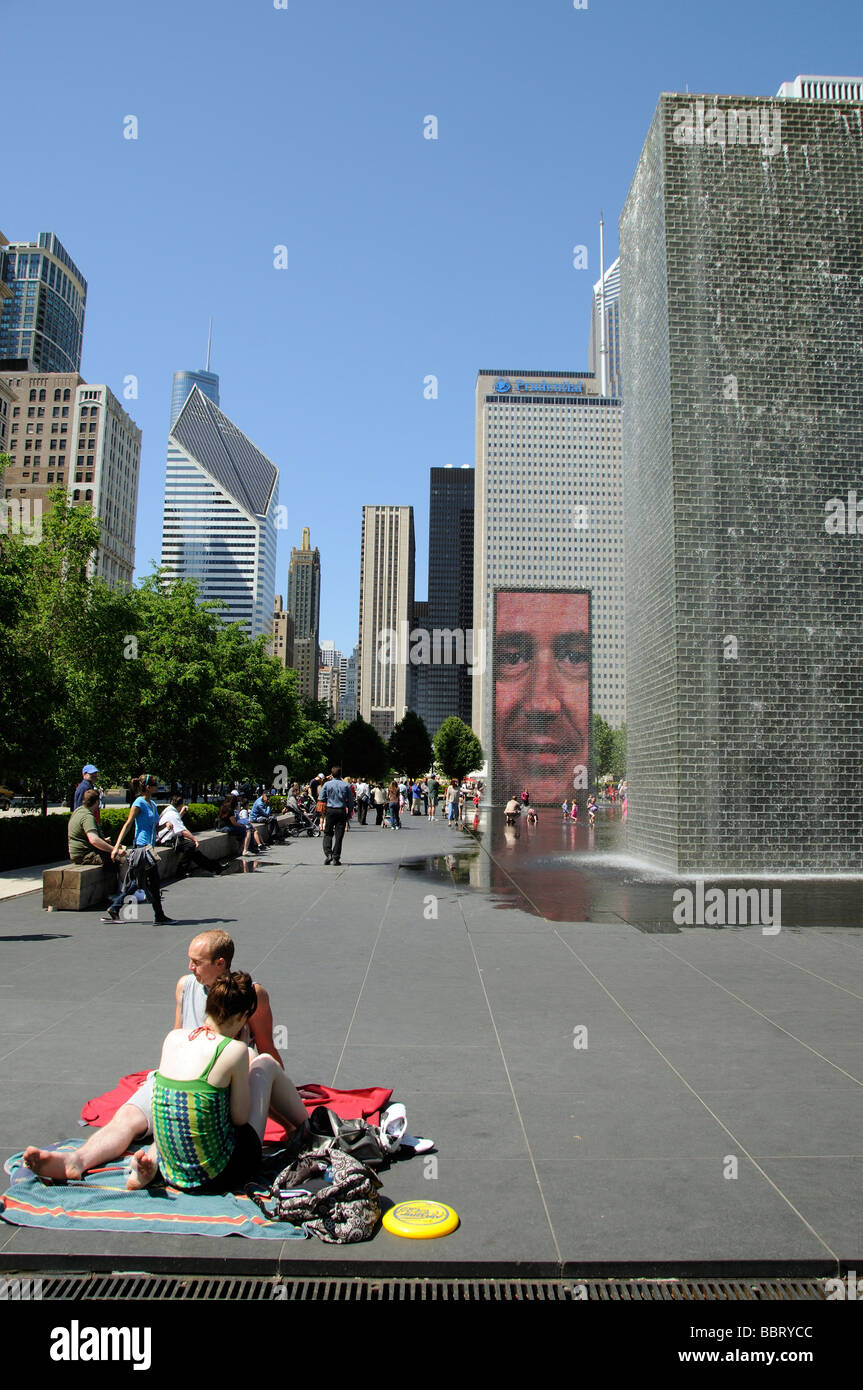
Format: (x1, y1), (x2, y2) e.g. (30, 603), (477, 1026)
(127, 972), (309, 1193)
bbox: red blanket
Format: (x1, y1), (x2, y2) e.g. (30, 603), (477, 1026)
(81, 1074), (393, 1144)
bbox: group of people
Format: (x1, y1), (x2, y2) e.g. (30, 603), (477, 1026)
(23, 930), (309, 1196)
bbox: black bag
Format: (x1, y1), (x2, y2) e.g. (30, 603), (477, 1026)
(249, 1148), (382, 1243)
(308, 1105), (388, 1169)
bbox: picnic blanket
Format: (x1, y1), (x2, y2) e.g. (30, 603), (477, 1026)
(81, 1076), (393, 1143)
(0, 1084), (395, 1239)
(0, 1142), (304, 1240)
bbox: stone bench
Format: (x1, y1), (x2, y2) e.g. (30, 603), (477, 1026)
(41, 816), (293, 912)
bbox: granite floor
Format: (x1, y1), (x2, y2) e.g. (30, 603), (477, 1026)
(0, 811), (860, 1275)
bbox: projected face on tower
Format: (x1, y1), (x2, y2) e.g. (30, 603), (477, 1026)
(493, 589), (590, 807)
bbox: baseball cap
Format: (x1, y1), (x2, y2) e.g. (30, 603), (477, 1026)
(82, 764), (99, 776)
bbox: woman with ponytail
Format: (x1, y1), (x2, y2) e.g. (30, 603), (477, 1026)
(100, 774), (173, 925)
(126, 971), (308, 1193)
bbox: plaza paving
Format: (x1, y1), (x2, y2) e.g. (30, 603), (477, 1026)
(0, 810), (861, 1276)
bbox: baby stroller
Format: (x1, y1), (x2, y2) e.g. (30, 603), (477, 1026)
(287, 799), (321, 837)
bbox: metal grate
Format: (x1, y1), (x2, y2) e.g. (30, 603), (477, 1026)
(17, 1274), (830, 1301)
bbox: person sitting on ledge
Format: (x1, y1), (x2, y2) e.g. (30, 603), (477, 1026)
(68, 788), (124, 870)
(22, 930), (291, 1183)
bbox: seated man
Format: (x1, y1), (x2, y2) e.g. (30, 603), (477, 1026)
(249, 789), (282, 845)
(23, 930), (294, 1182)
(68, 788), (124, 871)
(157, 795), (228, 876)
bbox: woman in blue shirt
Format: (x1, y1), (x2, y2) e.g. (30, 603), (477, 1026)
(101, 774), (173, 925)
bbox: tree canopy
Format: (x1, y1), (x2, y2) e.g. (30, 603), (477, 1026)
(0, 463), (330, 805)
(388, 710), (433, 780)
(433, 717), (483, 784)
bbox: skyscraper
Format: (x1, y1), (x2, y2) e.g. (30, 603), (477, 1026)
(0, 370), (141, 586)
(170, 369), (220, 430)
(588, 257), (622, 399)
(472, 370), (623, 802)
(358, 505), (416, 740)
(413, 466), (475, 739)
(287, 528), (321, 702)
(161, 386), (279, 638)
(621, 83), (863, 871)
(0, 232), (86, 374)
(271, 594), (294, 668)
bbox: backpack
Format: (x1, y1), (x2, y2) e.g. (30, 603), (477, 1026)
(307, 1105), (388, 1169)
(249, 1148), (382, 1243)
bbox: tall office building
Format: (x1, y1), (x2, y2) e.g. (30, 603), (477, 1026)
(271, 594), (294, 668)
(358, 505), (416, 740)
(621, 83), (863, 871)
(170, 369), (220, 429)
(588, 257), (622, 399)
(337, 645), (359, 723)
(161, 386), (278, 638)
(0, 370), (141, 585)
(472, 370), (623, 802)
(414, 466), (475, 739)
(287, 528), (321, 701)
(0, 232), (86, 374)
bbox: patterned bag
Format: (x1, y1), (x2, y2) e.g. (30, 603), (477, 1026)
(249, 1148), (382, 1243)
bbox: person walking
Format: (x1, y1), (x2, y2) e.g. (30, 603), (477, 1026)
(321, 766), (354, 865)
(102, 774), (174, 925)
(386, 779), (401, 829)
(373, 782), (387, 826)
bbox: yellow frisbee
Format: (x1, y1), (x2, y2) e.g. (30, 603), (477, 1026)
(382, 1200), (460, 1239)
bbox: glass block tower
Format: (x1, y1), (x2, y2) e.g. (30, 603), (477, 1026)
(0, 233), (86, 374)
(620, 86), (863, 871)
(161, 386), (279, 638)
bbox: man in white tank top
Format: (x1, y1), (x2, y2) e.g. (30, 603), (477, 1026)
(23, 931), (284, 1183)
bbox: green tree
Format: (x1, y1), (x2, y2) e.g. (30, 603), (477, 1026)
(609, 723), (626, 780)
(341, 714), (390, 781)
(592, 713), (614, 779)
(0, 480), (105, 810)
(388, 711), (433, 780)
(434, 717), (483, 784)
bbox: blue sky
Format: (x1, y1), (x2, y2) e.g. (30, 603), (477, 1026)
(4, 0), (861, 653)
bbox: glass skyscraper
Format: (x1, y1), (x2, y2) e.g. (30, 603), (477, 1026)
(0, 232), (87, 374)
(160, 386), (279, 639)
(170, 368), (220, 429)
(414, 465), (475, 739)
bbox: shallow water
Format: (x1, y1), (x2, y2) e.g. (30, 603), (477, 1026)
(400, 810), (863, 930)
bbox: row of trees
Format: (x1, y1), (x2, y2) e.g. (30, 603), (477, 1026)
(0, 474), (484, 807)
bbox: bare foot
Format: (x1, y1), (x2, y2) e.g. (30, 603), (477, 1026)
(22, 1146), (82, 1182)
(126, 1148), (158, 1191)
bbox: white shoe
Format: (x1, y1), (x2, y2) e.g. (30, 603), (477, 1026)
(379, 1103), (407, 1154)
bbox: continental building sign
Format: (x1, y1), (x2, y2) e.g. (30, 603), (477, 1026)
(493, 378), (585, 395)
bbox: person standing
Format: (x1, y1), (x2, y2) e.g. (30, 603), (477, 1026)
(355, 779), (370, 825)
(73, 764), (100, 811)
(372, 782), (387, 826)
(427, 775), (439, 819)
(321, 766), (354, 865)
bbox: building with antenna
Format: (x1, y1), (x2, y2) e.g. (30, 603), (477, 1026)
(160, 385), (279, 638)
(170, 322), (219, 428)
